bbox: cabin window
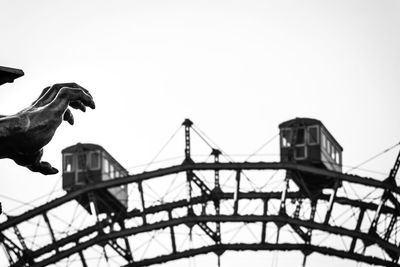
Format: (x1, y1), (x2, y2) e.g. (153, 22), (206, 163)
(321, 132), (326, 148)
(90, 152), (100, 170)
(296, 128), (305, 144)
(110, 165), (115, 179)
(326, 140), (331, 154)
(77, 153), (87, 171)
(64, 154), (74, 172)
(115, 171), (120, 178)
(281, 129), (292, 147)
(103, 158), (109, 173)
(295, 146), (306, 159)
(336, 151), (341, 165)
(308, 126), (319, 145)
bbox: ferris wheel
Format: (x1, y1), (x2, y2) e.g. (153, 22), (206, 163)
(1, 118), (399, 267)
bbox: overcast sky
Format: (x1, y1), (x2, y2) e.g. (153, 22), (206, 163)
(0, 1), (399, 266)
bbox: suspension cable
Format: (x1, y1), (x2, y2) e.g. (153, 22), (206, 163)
(245, 133), (279, 161)
(346, 141), (400, 174)
(143, 124), (183, 172)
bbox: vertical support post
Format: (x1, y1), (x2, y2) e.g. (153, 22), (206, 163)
(211, 149), (222, 189)
(302, 254), (308, 267)
(324, 181), (339, 224)
(168, 210), (177, 253)
(349, 208), (365, 252)
(183, 119), (194, 216)
(88, 192), (108, 262)
(389, 150), (400, 185)
(293, 199), (302, 219)
(276, 177), (289, 243)
(43, 213), (59, 253)
(309, 201), (317, 221)
(261, 198), (268, 243)
(279, 178), (289, 216)
(87, 192), (99, 219)
(138, 181), (147, 225)
(201, 201), (207, 215)
(233, 170), (241, 215)
(186, 170), (194, 216)
(307, 201), (317, 243)
(183, 119), (193, 161)
(212, 149), (222, 244)
(103, 246), (109, 262)
(78, 248), (88, 267)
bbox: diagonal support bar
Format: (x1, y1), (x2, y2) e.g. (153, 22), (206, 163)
(191, 173), (212, 196)
(384, 215), (397, 241)
(0, 233), (23, 264)
(108, 239), (133, 263)
(197, 222), (219, 243)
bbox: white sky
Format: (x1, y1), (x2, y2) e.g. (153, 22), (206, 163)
(0, 0), (400, 266)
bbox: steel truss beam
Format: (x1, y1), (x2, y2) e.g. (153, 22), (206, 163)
(3, 161), (400, 267)
(11, 191), (397, 263)
(1, 161), (397, 232)
(125, 243), (398, 267)
(7, 190), (400, 266)
(19, 214), (400, 267)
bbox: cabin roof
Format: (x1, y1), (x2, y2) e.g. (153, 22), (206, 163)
(62, 143), (129, 174)
(279, 117), (343, 151)
(62, 143), (104, 153)
(278, 117), (322, 128)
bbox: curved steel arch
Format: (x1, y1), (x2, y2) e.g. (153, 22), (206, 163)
(1, 159), (400, 267)
(1, 161), (397, 231)
(5, 191), (397, 265)
(126, 243), (399, 267)
(21, 214), (400, 267)
(20, 215), (400, 267)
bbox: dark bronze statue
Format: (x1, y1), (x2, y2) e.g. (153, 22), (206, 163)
(0, 83), (95, 175)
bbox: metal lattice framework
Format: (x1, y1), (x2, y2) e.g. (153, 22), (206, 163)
(1, 120), (400, 267)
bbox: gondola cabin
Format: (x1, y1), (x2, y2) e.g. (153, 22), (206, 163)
(279, 118), (343, 193)
(62, 143), (128, 216)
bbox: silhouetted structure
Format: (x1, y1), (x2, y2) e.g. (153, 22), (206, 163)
(62, 143), (128, 216)
(0, 66), (24, 86)
(0, 65), (24, 214)
(2, 119), (400, 267)
(279, 117), (343, 194)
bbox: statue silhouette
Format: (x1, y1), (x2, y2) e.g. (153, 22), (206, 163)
(0, 83), (95, 175)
